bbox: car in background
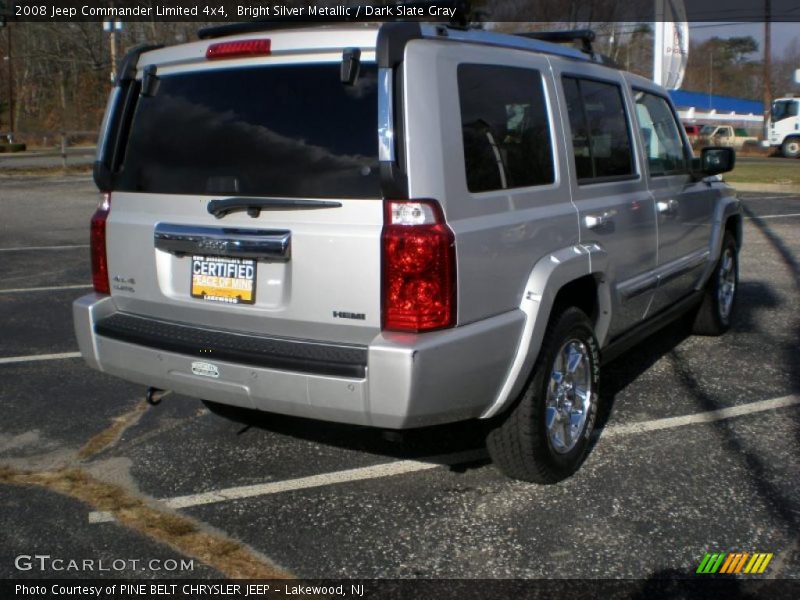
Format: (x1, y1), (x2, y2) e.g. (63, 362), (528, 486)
(683, 123), (701, 144)
(698, 125), (758, 149)
(765, 97), (800, 158)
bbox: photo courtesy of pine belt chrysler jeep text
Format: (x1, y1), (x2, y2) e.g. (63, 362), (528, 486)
(74, 20), (742, 483)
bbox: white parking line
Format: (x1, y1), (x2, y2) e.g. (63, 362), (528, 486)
(0, 244), (89, 252)
(0, 284), (91, 294)
(745, 212), (800, 220)
(88, 394), (799, 523)
(0, 352), (82, 365)
(89, 449), (489, 524)
(601, 394), (800, 437)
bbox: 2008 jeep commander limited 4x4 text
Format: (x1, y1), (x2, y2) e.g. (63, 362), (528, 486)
(74, 20), (742, 483)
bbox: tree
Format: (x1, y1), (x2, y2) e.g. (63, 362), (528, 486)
(682, 36), (761, 100)
(773, 39), (800, 97)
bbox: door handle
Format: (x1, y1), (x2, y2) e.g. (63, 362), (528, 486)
(657, 199), (679, 215)
(584, 212), (613, 229)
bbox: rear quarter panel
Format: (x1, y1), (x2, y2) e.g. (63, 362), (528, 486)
(402, 40), (579, 327)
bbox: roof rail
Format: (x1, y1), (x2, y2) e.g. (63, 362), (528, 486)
(515, 29), (596, 57)
(198, 1), (472, 40)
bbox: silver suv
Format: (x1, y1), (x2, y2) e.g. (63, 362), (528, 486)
(74, 22), (741, 483)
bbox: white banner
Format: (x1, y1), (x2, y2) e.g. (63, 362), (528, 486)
(653, 0), (689, 90)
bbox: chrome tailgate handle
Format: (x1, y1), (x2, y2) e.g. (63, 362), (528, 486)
(154, 223), (291, 261)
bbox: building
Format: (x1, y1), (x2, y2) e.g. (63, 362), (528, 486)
(669, 90), (763, 134)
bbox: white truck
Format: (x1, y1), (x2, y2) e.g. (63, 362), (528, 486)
(765, 97), (800, 158)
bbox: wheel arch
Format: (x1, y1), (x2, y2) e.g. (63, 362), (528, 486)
(782, 135), (800, 158)
(696, 192), (742, 291)
(480, 244), (611, 419)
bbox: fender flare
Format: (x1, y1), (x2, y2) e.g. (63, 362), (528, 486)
(480, 243), (610, 419)
(696, 191), (742, 290)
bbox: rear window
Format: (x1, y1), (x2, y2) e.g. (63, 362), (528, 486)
(115, 63), (380, 198)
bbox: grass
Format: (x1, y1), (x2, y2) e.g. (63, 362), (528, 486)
(1, 156), (795, 186)
(0, 465), (292, 579)
(77, 400), (148, 460)
(725, 162), (800, 185)
(0, 165), (92, 178)
(0, 399), (293, 580)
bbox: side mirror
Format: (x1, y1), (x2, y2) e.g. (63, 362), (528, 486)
(693, 146), (735, 177)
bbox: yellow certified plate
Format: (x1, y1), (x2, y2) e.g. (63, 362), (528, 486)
(190, 255), (256, 305)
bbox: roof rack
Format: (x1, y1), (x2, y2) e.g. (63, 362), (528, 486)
(198, 1), (472, 40)
(515, 29), (596, 57)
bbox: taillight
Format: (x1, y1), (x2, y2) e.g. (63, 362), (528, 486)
(382, 200), (456, 332)
(206, 39), (271, 60)
(91, 193), (111, 294)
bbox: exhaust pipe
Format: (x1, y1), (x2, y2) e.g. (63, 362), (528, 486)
(146, 387), (171, 405)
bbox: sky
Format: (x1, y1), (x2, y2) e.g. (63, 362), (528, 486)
(690, 22), (799, 58)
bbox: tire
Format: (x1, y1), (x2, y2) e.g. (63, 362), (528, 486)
(781, 137), (800, 159)
(692, 231), (739, 336)
(486, 307), (600, 483)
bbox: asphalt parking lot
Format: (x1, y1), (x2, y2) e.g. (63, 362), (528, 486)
(1, 176), (798, 586)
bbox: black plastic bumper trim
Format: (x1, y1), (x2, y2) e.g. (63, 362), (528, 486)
(94, 313), (367, 379)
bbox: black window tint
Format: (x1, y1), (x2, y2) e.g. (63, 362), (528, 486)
(458, 64), (554, 193)
(563, 76), (635, 182)
(562, 77), (593, 180)
(772, 100), (798, 122)
(115, 64), (380, 198)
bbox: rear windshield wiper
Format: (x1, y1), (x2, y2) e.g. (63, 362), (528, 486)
(207, 197), (343, 219)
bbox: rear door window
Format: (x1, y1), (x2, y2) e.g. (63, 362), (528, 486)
(562, 76), (635, 183)
(116, 63), (380, 198)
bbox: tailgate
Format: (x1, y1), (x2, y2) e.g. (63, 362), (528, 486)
(102, 56), (384, 346)
(106, 194), (382, 345)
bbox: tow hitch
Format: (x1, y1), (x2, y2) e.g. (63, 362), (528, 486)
(146, 387), (171, 406)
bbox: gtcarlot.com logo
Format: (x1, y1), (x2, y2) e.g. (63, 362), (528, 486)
(14, 554), (194, 572)
(696, 552), (774, 575)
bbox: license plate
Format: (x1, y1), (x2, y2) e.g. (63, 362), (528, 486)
(190, 255), (256, 305)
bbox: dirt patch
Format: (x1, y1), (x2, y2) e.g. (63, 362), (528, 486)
(0, 465), (292, 579)
(78, 400), (149, 460)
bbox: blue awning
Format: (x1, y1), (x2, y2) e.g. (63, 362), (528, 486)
(668, 90), (763, 114)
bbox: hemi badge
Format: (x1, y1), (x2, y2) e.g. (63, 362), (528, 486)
(333, 311), (366, 321)
(191, 361), (220, 379)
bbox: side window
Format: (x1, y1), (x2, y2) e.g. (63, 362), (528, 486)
(457, 64), (554, 193)
(633, 91), (688, 176)
(562, 76), (635, 182)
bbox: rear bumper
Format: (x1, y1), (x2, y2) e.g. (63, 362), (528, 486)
(74, 294), (523, 428)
